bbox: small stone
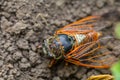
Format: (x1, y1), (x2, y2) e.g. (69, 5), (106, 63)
(74, 67), (87, 79)
(1, 17), (13, 32)
(87, 69), (101, 77)
(21, 58), (28, 63)
(16, 39), (29, 49)
(0, 60), (3, 67)
(29, 51), (39, 63)
(7, 63), (14, 69)
(5, 55), (13, 62)
(57, 65), (78, 77)
(54, 0), (66, 6)
(81, 75), (87, 80)
(96, 0), (105, 8)
(52, 76), (61, 80)
(6, 21), (28, 34)
(0, 78), (4, 80)
(12, 51), (22, 61)
(7, 45), (16, 52)
(7, 75), (14, 80)
(19, 62), (30, 69)
(82, 7), (91, 14)
(9, 69), (16, 75)
(107, 0), (115, 5)
(25, 30), (34, 40)
(79, 12), (87, 18)
(1, 12), (10, 18)
(30, 44), (36, 51)
(38, 78), (44, 80)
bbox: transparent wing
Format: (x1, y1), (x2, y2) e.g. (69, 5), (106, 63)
(56, 16), (100, 34)
(65, 37), (115, 68)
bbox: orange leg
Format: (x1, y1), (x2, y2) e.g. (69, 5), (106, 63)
(48, 59), (56, 67)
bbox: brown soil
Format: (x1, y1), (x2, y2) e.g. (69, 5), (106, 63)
(0, 0), (120, 80)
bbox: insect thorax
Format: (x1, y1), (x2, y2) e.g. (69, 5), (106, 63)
(74, 34), (86, 45)
(42, 34), (87, 59)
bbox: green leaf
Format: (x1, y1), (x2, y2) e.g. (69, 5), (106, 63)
(111, 61), (120, 80)
(115, 22), (120, 39)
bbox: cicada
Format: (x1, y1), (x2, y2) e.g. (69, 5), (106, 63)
(42, 16), (113, 68)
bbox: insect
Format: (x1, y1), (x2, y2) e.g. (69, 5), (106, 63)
(42, 16), (113, 68)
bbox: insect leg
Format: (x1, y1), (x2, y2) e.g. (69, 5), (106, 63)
(48, 59), (56, 67)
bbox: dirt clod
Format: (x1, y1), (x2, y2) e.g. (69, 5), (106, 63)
(6, 21), (28, 34)
(16, 39), (29, 49)
(52, 76), (61, 80)
(12, 51), (23, 61)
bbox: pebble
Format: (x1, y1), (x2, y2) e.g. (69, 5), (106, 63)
(12, 51), (22, 61)
(29, 51), (39, 63)
(21, 58), (28, 63)
(19, 62), (31, 69)
(16, 39), (29, 49)
(30, 43), (36, 51)
(0, 60), (3, 67)
(3, 41), (11, 49)
(82, 7), (91, 14)
(52, 76), (61, 80)
(57, 66), (78, 77)
(1, 17), (13, 32)
(96, 0), (105, 8)
(6, 21), (28, 34)
(74, 67), (87, 79)
(0, 78), (4, 80)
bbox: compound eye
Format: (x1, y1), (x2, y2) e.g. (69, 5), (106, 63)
(68, 36), (74, 44)
(68, 37), (72, 41)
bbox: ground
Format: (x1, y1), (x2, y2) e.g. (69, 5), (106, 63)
(0, 0), (120, 80)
